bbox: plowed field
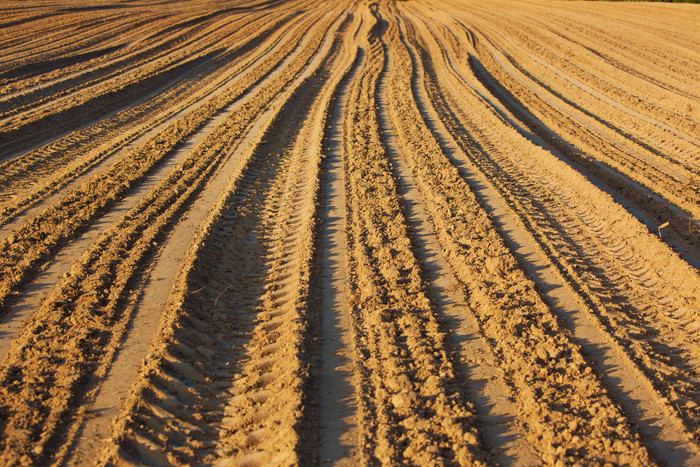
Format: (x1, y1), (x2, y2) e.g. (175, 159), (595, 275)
(1, 0), (699, 465)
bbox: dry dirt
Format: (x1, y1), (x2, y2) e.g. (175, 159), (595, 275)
(1, 0), (699, 465)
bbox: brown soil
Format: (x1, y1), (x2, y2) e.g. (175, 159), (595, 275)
(1, 0), (699, 465)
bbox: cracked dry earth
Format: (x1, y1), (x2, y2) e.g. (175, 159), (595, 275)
(1, 0), (699, 465)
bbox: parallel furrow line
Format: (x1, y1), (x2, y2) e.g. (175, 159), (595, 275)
(0, 9), (338, 465)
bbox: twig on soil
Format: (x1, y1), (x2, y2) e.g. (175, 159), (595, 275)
(658, 221), (669, 238)
(215, 285), (234, 306)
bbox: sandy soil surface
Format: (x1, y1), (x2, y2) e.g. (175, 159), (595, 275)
(0, 0), (699, 465)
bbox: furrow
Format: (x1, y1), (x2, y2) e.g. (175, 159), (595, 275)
(454, 19), (700, 249)
(0, 9), (340, 465)
(467, 20), (700, 183)
(341, 7), (488, 465)
(0, 13), (260, 158)
(0, 12), (141, 70)
(0, 16), (185, 97)
(407, 7), (700, 450)
(0, 15), (207, 114)
(0, 0), (697, 463)
(470, 9), (699, 138)
(313, 21), (364, 465)
(423, 8), (700, 267)
(0, 11), (253, 116)
(0, 11), (298, 231)
(520, 9), (700, 100)
(95, 8), (356, 465)
(63, 13), (332, 461)
(402, 4), (700, 462)
(386, 8), (657, 465)
(379, 9), (538, 466)
(0, 8), (325, 316)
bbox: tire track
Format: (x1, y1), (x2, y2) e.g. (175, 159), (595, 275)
(0, 10), (300, 232)
(1, 0), (698, 463)
(423, 8), (700, 267)
(66, 14), (348, 461)
(522, 9), (700, 100)
(467, 20), (700, 180)
(401, 4), (700, 461)
(455, 18), (700, 240)
(0, 8), (323, 316)
(0, 10), (326, 451)
(0, 10), (248, 115)
(409, 8), (700, 446)
(314, 29), (364, 465)
(0, 9), (340, 464)
(0, 15), (212, 117)
(468, 6), (700, 126)
(470, 18), (700, 170)
(95, 9), (355, 464)
(378, 10), (537, 465)
(383, 8), (655, 465)
(0, 12), (140, 70)
(339, 7), (488, 464)
(0, 14), (254, 157)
